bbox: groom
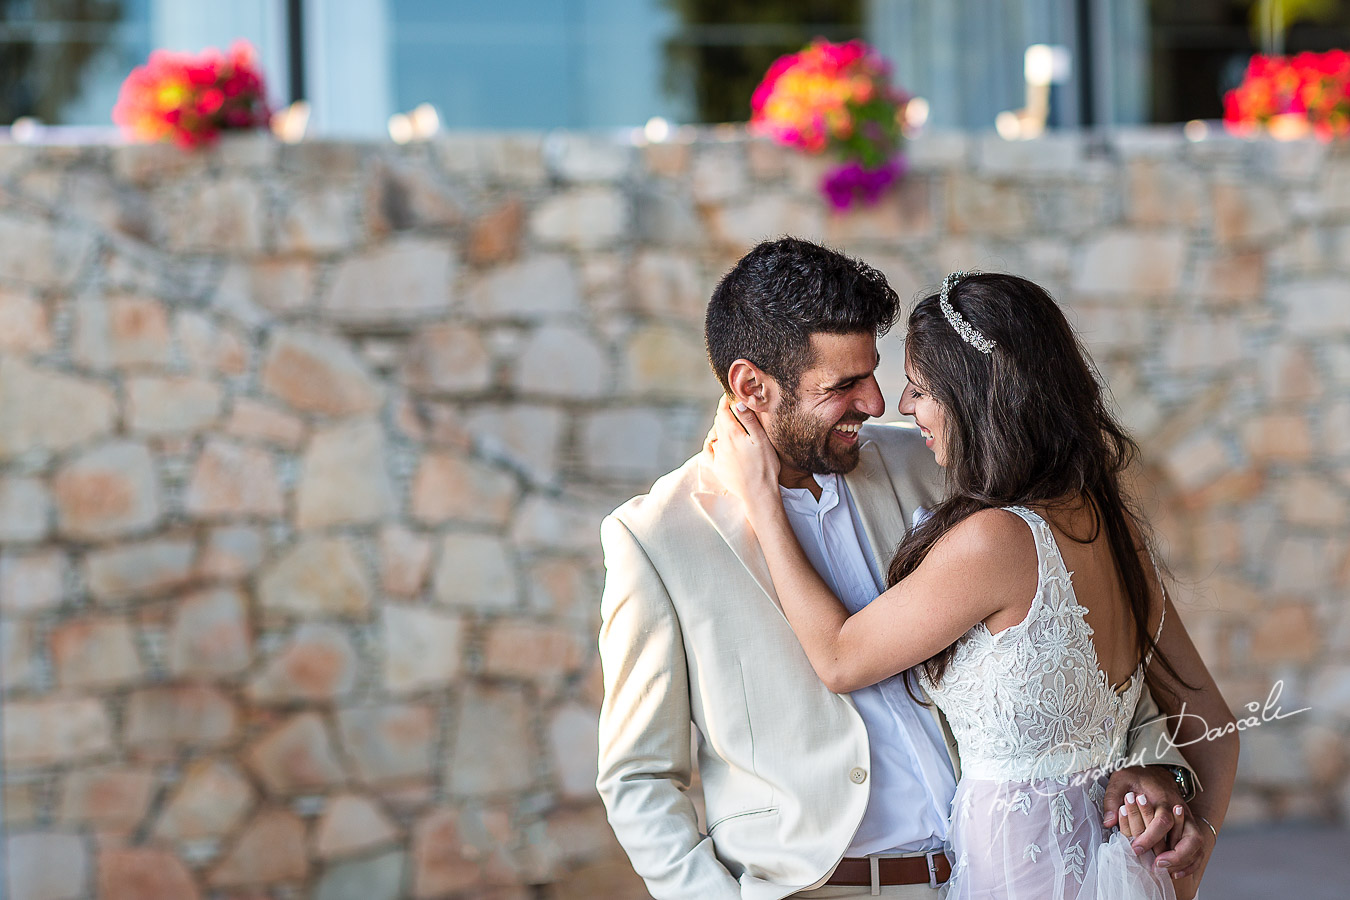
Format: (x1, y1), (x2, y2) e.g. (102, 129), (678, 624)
(597, 238), (1203, 899)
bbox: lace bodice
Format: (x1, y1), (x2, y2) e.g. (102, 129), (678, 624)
(922, 506), (1162, 783)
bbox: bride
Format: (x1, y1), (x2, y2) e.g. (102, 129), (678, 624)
(708, 272), (1238, 899)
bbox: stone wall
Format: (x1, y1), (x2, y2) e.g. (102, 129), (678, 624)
(0, 128), (1346, 899)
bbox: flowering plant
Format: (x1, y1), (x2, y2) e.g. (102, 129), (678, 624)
(751, 38), (909, 210)
(113, 40), (270, 149)
(1224, 50), (1350, 141)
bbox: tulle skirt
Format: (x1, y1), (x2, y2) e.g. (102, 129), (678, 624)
(941, 774), (1177, 900)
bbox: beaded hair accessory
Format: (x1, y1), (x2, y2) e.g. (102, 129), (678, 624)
(939, 271), (996, 354)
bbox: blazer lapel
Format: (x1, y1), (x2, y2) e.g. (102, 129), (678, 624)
(843, 438), (909, 569)
(690, 461), (787, 620)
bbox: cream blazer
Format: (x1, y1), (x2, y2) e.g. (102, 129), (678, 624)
(596, 422), (1187, 900)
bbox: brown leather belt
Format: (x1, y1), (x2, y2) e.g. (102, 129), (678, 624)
(826, 852), (951, 888)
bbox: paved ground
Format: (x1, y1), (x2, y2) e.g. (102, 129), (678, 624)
(1199, 823), (1348, 899)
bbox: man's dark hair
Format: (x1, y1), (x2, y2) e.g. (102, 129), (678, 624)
(704, 237), (901, 394)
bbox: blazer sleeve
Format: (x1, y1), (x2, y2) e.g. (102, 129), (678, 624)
(595, 514), (742, 900)
(1125, 683), (1194, 775)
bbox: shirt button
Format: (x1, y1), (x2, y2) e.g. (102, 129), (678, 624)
(849, 767), (867, 784)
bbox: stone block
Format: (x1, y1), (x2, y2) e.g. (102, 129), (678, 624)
(261, 329), (382, 416)
(1270, 536), (1333, 594)
(85, 537), (195, 603)
(0, 287), (52, 354)
(50, 615), (143, 688)
(153, 758), (255, 842)
(258, 537), (373, 620)
(448, 686), (536, 797)
(198, 526), (267, 580)
(1279, 279), (1350, 334)
(1071, 231), (1187, 298)
(160, 177), (266, 253)
(1242, 413), (1313, 464)
(0, 214), (93, 289)
(5, 833), (88, 900)
(634, 182), (704, 247)
(58, 767), (156, 831)
(379, 525), (433, 597)
(315, 850), (406, 900)
(126, 376), (223, 434)
(297, 419), (396, 529)
(630, 251), (706, 318)
(1212, 179), (1290, 246)
(52, 441), (161, 539)
(175, 311), (248, 377)
(467, 197), (525, 265)
(337, 704), (436, 783)
(1193, 250), (1266, 305)
(483, 620), (587, 682)
(823, 177), (934, 245)
(0, 476), (51, 542)
(944, 177), (1031, 237)
(124, 686), (239, 752)
(1159, 317), (1245, 373)
(710, 194), (825, 251)
(548, 703), (601, 799)
(98, 847), (201, 900)
(691, 144), (748, 203)
(216, 258), (317, 318)
(225, 398), (307, 449)
(71, 293), (172, 371)
(1309, 665), (1350, 720)
(621, 324), (712, 398)
(278, 187), (358, 253)
(410, 808), (484, 897)
(246, 624), (359, 704)
(526, 557), (599, 622)
(513, 325), (608, 399)
(381, 605), (463, 693)
(511, 494), (608, 553)
(546, 133), (633, 182)
(0, 550), (66, 613)
(4, 698), (113, 767)
(401, 324), (494, 394)
(644, 140), (692, 178)
(462, 404), (566, 485)
(411, 452), (518, 526)
(324, 238), (456, 325)
(464, 254), (582, 319)
(208, 809), (310, 887)
(244, 713), (346, 795)
(313, 794), (400, 860)
(581, 408), (667, 480)
(530, 187), (627, 249)
(1257, 342), (1321, 403)
(432, 533), (520, 611)
(1249, 604), (1322, 664)
(0, 357), (116, 461)
(1277, 473), (1348, 527)
(185, 440), (285, 519)
(364, 156), (464, 234)
(167, 588), (252, 678)
(1, 619), (37, 689)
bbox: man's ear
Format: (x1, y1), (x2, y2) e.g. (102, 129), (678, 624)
(727, 359), (777, 412)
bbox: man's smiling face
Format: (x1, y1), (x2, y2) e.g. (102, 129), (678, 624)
(765, 331), (886, 486)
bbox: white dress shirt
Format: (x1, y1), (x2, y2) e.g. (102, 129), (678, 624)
(779, 473), (956, 855)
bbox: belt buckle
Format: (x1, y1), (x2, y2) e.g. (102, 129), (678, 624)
(925, 850), (941, 890)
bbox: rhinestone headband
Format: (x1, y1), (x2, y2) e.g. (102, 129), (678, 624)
(939, 271), (996, 354)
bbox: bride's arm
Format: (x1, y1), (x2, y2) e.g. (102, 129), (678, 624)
(713, 400), (1032, 692)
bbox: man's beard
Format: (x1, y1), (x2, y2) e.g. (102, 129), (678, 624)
(768, 391), (863, 475)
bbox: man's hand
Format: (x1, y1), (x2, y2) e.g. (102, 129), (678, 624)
(1102, 765), (1211, 876)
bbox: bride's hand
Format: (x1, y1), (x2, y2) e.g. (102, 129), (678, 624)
(709, 395), (781, 519)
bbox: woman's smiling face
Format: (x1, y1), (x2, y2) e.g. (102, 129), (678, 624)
(897, 350), (949, 466)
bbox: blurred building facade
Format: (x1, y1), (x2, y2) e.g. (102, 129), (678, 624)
(7, 0), (1350, 135)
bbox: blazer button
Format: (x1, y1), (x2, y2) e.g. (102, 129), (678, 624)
(849, 767), (867, 784)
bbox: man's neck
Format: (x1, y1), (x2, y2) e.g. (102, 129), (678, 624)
(778, 457), (824, 501)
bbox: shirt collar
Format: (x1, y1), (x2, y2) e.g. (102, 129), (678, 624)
(779, 471), (841, 514)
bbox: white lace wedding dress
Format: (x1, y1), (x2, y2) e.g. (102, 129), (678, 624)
(922, 506), (1176, 900)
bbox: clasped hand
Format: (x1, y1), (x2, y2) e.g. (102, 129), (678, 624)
(706, 395), (781, 516)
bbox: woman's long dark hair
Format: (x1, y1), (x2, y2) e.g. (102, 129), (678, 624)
(889, 274), (1190, 699)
